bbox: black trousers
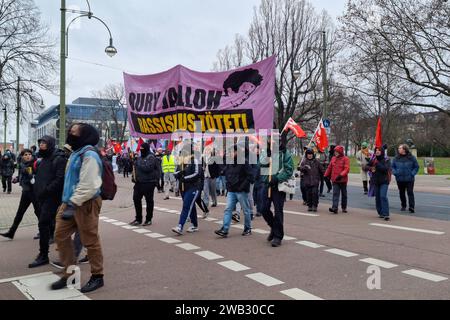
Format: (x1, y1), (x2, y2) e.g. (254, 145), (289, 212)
(332, 183), (348, 210)
(38, 198), (60, 256)
(9, 191), (40, 236)
(300, 178), (307, 202)
(320, 176), (332, 194)
(397, 181), (415, 209)
(195, 193), (208, 213)
(2, 176), (12, 192)
(260, 185), (286, 241)
(133, 182), (156, 222)
(306, 186), (319, 208)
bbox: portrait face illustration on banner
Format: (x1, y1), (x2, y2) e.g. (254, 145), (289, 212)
(123, 56), (276, 139)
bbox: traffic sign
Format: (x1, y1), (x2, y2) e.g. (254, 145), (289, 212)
(323, 119), (330, 128)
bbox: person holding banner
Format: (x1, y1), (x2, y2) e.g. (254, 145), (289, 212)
(324, 145), (350, 214)
(259, 140), (294, 247)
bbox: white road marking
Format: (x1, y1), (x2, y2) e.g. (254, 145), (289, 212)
(112, 222), (127, 226)
(325, 248), (358, 258)
(145, 233), (165, 238)
(370, 223), (445, 235)
(402, 269), (448, 282)
(133, 229), (152, 234)
(176, 243), (201, 251)
(103, 219), (116, 223)
(167, 210), (179, 214)
(159, 237), (182, 244)
(284, 210), (319, 217)
(99, 217), (108, 220)
(283, 236), (297, 241)
(252, 228), (270, 234)
(280, 288), (323, 300)
(11, 273), (89, 300)
(214, 221), (223, 225)
(296, 241), (324, 249)
(218, 260), (251, 272)
(195, 250), (224, 261)
(121, 226), (139, 230)
(205, 217), (218, 221)
(245, 272), (284, 287)
(359, 258), (398, 269)
(231, 225), (244, 230)
(0, 272), (54, 284)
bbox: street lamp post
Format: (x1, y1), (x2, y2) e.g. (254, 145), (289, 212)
(59, 0), (117, 147)
(2, 106), (6, 152)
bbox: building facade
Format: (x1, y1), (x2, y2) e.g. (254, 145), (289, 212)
(29, 97), (128, 147)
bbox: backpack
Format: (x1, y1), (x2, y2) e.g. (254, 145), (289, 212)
(81, 146), (117, 200)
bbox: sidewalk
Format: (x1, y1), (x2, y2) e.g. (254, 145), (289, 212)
(348, 173), (450, 195)
(0, 190), (38, 231)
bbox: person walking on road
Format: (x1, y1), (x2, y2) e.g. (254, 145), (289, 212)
(356, 142), (372, 194)
(1, 149), (39, 239)
(325, 145), (350, 214)
(129, 143), (159, 226)
(259, 140), (294, 247)
(28, 136), (67, 268)
(392, 144), (419, 213)
(300, 149), (324, 212)
(1, 152), (15, 194)
(162, 149), (177, 200)
(366, 146), (391, 221)
(51, 123), (105, 293)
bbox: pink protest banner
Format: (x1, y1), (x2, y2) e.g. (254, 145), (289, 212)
(123, 56), (276, 138)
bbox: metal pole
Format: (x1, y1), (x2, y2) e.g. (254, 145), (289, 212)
(3, 107), (7, 151)
(322, 31), (328, 120)
(59, 0), (66, 147)
(16, 76), (20, 153)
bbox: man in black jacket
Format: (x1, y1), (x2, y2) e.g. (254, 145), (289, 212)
(29, 136), (67, 268)
(129, 143), (159, 226)
(214, 144), (254, 238)
(1, 152), (15, 194)
(1, 149), (39, 239)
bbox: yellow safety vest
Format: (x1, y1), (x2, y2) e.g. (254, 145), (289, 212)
(162, 155), (175, 173)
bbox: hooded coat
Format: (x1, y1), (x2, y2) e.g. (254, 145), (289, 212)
(392, 151), (419, 182)
(300, 151), (324, 187)
(0, 154), (15, 177)
(34, 135), (67, 201)
(324, 145), (350, 184)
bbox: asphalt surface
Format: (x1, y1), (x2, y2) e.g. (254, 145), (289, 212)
(1, 175), (450, 302)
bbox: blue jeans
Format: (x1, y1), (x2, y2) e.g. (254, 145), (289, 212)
(216, 176), (226, 194)
(222, 192), (252, 232)
(375, 184), (390, 217)
(178, 188), (200, 229)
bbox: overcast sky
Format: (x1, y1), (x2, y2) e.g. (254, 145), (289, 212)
(10, 0), (347, 145)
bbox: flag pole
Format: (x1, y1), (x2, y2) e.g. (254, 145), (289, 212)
(307, 119), (322, 148)
(268, 131), (274, 199)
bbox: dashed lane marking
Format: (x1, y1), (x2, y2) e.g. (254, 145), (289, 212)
(280, 288), (323, 300)
(402, 269), (448, 282)
(370, 223), (445, 235)
(283, 236), (297, 241)
(245, 272), (284, 287)
(218, 260), (251, 272)
(296, 241), (324, 248)
(252, 228), (270, 234)
(325, 248), (359, 258)
(159, 237), (182, 244)
(121, 226), (139, 230)
(145, 232), (166, 238)
(284, 210), (319, 217)
(195, 250), (224, 261)
(133, 229), (152, 234)
(175, 243), (201, 251)
(359, 258), (398, 269)
(112, 222), (127, 226)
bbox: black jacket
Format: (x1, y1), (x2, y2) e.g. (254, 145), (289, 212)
(175, 157), (201, 191)
(134, 153), (159, 184)
(34, 149), (67, 202)
(367, 156), (391, 185)
(300, 158), (324, 187)
(0, 156), (15, 177)
(224, 161), (254, 193)
(19, 160), (35, 192)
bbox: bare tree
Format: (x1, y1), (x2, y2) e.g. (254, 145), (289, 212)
(213, 0), (339, 143)
(91, 83), (128, 144)
(340, 0), (450, 117)
(0, 0), (57, 118)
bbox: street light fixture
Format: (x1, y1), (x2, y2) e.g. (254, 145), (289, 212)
(59, 0), (117, 146)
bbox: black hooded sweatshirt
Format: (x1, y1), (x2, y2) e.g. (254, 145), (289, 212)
(34, 135), (67, 202)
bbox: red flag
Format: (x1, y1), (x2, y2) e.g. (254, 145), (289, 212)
(375, 117), (382, 148)
(312, 120), (329, 152)
(136, 137), (144, 152)
(113, 143), (122, 154)
(205, 137), (214, 147)
(283, 117), (307, 138)
(167, 140), (174, 151)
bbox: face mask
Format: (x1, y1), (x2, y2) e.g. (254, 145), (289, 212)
(66, 134), (83, 151)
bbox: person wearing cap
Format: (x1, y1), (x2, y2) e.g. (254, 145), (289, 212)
(366, 146), (391, 221)
(28, 136), (67, 268)
(129, 143), (159, 226)
(356, 142), (372, 194)
(324, 145), (350, 214)
(300, 149), (325, 212)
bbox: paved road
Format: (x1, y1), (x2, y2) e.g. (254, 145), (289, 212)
(1, 175), (450, 302)
(291, 185), (450, 221)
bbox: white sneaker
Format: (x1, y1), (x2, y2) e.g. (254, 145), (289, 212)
(171, 226), (183, 235)
(187, 226), (199, 233)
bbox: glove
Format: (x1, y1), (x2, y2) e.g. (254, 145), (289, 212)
(269, 176), (278, 187)
(61, 204), (76, 221)
(335, 175), (343, 181)
(12, 176), (19, 184)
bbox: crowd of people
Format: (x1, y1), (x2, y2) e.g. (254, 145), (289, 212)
(0, 123), (421, 293)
